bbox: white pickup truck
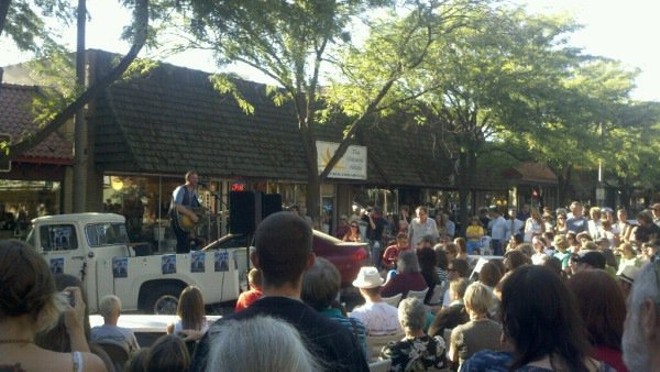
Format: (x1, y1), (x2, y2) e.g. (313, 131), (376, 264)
(25, 213), (240, 314)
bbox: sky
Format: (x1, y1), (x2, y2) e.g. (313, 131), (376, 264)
(1, 0), (659, 102)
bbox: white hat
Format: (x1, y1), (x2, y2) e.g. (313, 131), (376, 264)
(352, 267), (384, 289)
(617, 265), (640, 285)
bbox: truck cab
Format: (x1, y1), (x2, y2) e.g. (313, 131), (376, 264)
(26, 213), (240, 314)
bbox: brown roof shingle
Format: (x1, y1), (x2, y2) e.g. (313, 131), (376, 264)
(0, 84), (73, 164)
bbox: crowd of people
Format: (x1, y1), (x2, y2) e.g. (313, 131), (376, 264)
(1, 201), (659, 371)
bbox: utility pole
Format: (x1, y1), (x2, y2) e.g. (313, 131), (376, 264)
(73, 0), (87, 212)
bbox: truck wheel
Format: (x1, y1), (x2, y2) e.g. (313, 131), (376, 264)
(144, 285), (181, 315)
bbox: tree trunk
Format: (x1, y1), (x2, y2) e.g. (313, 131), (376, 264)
(73, 0), (87, 212)
(457, 149), (470, 238)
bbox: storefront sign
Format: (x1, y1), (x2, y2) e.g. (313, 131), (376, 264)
(316, 141), (367, 180)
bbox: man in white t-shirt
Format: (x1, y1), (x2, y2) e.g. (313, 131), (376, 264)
(350, 267), (402, 336)
(408, 206), (439, 249)
(488, 207), (507, 256)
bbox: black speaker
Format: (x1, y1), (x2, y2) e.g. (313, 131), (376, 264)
(229, 191), (256, 234)
(262, 194), (282, 219)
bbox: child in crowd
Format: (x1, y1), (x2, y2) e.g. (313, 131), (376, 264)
(235, 268), (263, 312)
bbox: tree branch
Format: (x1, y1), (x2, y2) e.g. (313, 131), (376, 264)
(7, 0), (148, 157)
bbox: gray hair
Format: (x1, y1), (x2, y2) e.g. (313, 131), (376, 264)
(628, 262), (660, 312)
(398, 297), (427, 331)
(397, 250), (420, 273)
(623, 262), (659, 370)
(99, 294), (122, 319)
(208, 316), (322, 371)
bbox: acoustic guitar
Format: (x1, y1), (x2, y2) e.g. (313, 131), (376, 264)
(175, 207), (208, 233)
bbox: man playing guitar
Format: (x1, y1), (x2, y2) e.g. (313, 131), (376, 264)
(170, 170), (202, 253)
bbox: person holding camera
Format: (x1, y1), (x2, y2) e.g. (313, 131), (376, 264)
(0, 239), (106, 372)
(362, 207), (387, 267)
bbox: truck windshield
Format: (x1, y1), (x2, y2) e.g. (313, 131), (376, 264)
(85, 223), (130, 247)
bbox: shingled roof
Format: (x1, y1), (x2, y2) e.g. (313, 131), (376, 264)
(0, 84), (73, 164)
(503, 161), (558, 186)
(92, 55), (308, 180)
(91, 50), (456, 187)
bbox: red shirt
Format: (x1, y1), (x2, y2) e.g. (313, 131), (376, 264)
(382, 244), (409, 268)
(234, 289), (263, 312)
(592, 345), (628, 372)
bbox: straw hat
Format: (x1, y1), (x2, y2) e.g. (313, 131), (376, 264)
(352, 267), (384, 289)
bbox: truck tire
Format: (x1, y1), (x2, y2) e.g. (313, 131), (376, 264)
(144, 284), (181, 315)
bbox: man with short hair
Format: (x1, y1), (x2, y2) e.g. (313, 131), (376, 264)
(91, 295), (140, 354)
(169, 170), (202, 253)
(408, 206), (439, 250)
(302, 257), (368, 359)
(488, 207), (507, 256)
(504, 208), (524, 242)
(335, 214), (350, 238)
(566, 201), (588, 234)
(622, 261), (660, 371)
(191, 212), (369, 372)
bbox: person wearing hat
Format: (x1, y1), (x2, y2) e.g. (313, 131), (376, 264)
(569, 250), (606, 275)
(617, 265), (640, 299)
(349, 267), (402, 336)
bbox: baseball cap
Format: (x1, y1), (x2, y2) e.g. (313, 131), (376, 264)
(571, 250), (606, 269)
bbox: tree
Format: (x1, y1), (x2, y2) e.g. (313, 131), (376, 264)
(397, 5), (585, 230)
(1, 0), (150, 162)
(503, 59), (641, 207)
(602, 102), (660, 209)
(177, 0), (486, 220)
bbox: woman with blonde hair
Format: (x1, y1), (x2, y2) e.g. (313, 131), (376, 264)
(0, 239), (106, 372)
(448, 282), (503, 369)
(167, 286), (208, 350)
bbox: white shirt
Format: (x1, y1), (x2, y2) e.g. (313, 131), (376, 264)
(489, 216), (507, 241)
(408, 218), (439, 248)
(524, 219), (543, 242)
(504, 218), (524, 241)
(350, 301), (402, 336)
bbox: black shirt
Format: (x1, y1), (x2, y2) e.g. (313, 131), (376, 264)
(190, 296), (369, 372)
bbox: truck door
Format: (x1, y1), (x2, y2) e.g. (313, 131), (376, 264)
(37, 223), (88, 284)
(84, 222), (131, 311)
